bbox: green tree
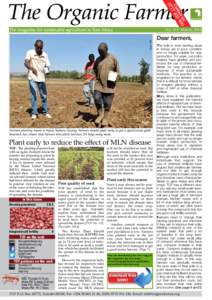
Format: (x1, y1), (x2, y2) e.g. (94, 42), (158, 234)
(139, 58), (150, 85)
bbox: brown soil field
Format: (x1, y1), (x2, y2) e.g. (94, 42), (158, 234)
(10, 79), (152, 128)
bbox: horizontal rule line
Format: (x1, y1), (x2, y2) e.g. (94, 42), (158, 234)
(9, 27), (202, 33)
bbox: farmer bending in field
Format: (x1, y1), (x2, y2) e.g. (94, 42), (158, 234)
(80, 54), (96, 107)
(93, 43), (120, 127)
(24, 40), (52, 120)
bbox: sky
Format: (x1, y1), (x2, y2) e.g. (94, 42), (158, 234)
(10, 34), (152, 76)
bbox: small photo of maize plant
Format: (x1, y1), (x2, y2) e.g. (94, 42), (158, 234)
(58, 147), (104, 180)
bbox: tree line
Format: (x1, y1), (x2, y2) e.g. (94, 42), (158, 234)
(11, 58), (151, 84)
(47, 58), (151, 84)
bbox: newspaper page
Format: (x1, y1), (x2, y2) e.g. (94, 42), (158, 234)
(0, 0), (209, 298)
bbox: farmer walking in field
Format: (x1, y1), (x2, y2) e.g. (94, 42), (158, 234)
(24, 40), (52, 120)
(93, 43), (120, 127)
(81, 54), (96, 107)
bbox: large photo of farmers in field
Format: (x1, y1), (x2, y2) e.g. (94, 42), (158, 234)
(10, 34), (152, 128)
